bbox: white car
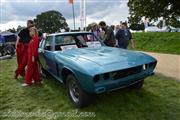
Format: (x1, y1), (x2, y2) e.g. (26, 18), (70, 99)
(169, 26), (179, 32)
(145, 26), (170, 32)
(130, 29), (143, 33)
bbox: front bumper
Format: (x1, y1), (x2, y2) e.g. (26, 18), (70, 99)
(94, 64), (156, 94)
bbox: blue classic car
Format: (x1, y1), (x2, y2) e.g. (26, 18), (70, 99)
(38, 32), (157, 108)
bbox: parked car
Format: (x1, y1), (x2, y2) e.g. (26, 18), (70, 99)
(38, 32), (157, 108)
(0, 32), (16, 56)
(0, 43), (15, 56)
(145, 26), (170, 32)
(169, 26), (179, 32)
(0, 35), (15, 56)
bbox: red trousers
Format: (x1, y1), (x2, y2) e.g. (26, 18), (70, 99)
(15, 43), (28, 77)
(25, 56), (40, 84)
(16, 43), (23, 66)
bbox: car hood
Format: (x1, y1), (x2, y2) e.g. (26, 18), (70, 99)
(55, 47), (156, 75)
(59, 47), (153, 65)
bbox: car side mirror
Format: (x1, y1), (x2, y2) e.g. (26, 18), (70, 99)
(38, 48), (44, 53)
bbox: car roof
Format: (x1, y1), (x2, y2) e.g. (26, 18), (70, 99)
(47, 31), (92, 37)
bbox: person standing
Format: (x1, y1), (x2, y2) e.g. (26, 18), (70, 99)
(144, 18), (149, 29)
(90, 22), (101, 38)
(22, 27), (40, 86)
(15, 20), (34, 79)
(115, 22), (135, 49)
(98, 21), (116, 47)
(114, 25), (120, 35)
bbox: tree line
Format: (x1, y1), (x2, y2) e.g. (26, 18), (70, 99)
(7, 10), (69, 34)
(7, 1), (180, 33)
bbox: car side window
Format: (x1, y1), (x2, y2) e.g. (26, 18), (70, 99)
(44, 36), (53, 51)
(55, 35), (76, 51)
(55, 35), (63, 51)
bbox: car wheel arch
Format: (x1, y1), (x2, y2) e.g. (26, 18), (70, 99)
(61, 67), (94, 94)
(61, 67), (77, 84)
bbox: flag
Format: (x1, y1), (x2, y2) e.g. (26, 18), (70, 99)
(68, 0), (73, 4)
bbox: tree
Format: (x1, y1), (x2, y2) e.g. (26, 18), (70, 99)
(6, 26), (25, 33)
(7, 28), (16, 33)
(128, 0), (180, 27)
(34, 10), (69, 33)
(85, 24), (92, 31)
(17, 25), (25, 33)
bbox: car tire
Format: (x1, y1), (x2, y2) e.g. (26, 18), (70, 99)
(66, 74), (92, 108)
(129, 79), (144, 89)
(4, 44), (15, 56)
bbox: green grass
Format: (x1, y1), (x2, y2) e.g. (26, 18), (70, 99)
(0, 58), (180, 120)
(129, 32), (180, 54)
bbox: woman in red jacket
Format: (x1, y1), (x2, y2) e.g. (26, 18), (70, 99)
(22, 27), (41, 87)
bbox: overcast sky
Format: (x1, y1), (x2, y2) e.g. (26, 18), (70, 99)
(0, 0), (129, 31)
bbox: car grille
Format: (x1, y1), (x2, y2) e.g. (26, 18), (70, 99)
(112, 65), (142, 80)
(111, 61), (157, 80)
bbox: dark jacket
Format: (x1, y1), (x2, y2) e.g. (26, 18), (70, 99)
(18, 28), (31, 44)
(115, 29), (132, 49)
(104, 27), (116, 47)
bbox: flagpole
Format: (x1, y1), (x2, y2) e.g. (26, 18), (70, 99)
(84, 0), (86, 31)
(72, 2), (76, 30)
(80, 0), (85, 31)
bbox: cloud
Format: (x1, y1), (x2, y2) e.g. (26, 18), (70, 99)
(0, 21), (26, 31)
(0, 0), (129, 31)
(1, 0), (74, 23)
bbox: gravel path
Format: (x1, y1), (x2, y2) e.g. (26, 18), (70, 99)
(143, 52), (180, 80)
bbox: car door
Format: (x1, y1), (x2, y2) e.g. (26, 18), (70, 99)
(39, 36), (56, 73)
(38, 38), (46, 68)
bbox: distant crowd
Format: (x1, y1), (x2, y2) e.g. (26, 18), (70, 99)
(89, 21), (135, 49)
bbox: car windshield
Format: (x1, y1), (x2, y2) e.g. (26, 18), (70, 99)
(55, 33), (102, 51)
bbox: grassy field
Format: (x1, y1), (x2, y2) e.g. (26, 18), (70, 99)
(0, 58), (180, 120)
(130, 32), (180, 54)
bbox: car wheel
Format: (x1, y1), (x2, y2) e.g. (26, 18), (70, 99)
(129, 79), (144, 89)
(66, 74), (92, 108)
(4, 45), (15, 56)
